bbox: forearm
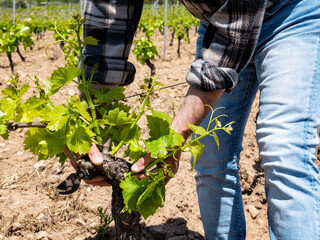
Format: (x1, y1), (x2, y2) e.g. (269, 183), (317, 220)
(170, 86), (225, 140)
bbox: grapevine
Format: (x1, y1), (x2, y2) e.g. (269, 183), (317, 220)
(134, 15), (159, 78)
(0, 19), (33, 74)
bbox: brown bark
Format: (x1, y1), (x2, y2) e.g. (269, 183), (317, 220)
(145, 59), (156, 77)
(177, 37), (181, 57)
(7, 53), (14, 75)
(71, 141), (143, 239)
(16, 47), (26, 62)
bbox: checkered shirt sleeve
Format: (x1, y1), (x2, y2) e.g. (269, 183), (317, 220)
(82, 0), (144, 86)
(181, 0), (270, 92)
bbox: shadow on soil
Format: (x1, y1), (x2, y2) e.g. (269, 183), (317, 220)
(86, 217), (204, 240)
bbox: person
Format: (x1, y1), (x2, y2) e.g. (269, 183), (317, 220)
(79, 1), (320, 239)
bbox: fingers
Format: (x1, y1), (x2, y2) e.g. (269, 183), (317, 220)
(67, 143), (110, 187)
(83, 175), (111, 187)
(85, 144), (109, 186)
(131, 155), (155, 173)
(131, 154), (181, 185)
(88, 143), (103, 166)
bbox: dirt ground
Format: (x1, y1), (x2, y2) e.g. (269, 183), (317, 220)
(0, 29), (315, 240)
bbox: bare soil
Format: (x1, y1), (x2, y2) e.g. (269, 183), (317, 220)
(0, 30), (316, 240)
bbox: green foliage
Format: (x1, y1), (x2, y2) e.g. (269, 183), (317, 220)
(144, 115), (184, 159)
(43, 64), (80, 96)
(0, 20), (33, 54)
(0, 14), (234, 221)
(92, 207), (113, 239)
(133, 37), (158, 65)
(120, 171), (165, 219)
(52, 18), (80, 66)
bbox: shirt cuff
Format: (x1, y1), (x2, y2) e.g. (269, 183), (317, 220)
(81, 55), (136, 86)
(186, 58), (239, 93)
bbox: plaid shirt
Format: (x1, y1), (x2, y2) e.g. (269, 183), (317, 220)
(83, 0), (278, 91)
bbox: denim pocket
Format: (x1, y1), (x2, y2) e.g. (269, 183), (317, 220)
(265, 0), (292, 16)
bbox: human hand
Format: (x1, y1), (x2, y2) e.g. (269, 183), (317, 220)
(71, 143), (111, 187)
(131, 152), (181, 184)
(84, 143), (111, 186)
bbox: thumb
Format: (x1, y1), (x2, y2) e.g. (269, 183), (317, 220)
(88, 143), (103, 166)
(131, 155), (154, 173)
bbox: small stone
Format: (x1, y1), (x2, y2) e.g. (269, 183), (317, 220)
(43, 214), (50, 221)
(257, 218), (264, 226)
(35, 161), (46, 171)
(73, 236), (85, 240)
(36, 231), (48, 239)
(68, 89), (76, 96)
(25, 234), (34, 239)
(12, 222), (22, 231)
(75, 218), (86, 226)
(247, 205), (259, 219)
(17, 151), (23, 156)
(244, 150), (251, 158)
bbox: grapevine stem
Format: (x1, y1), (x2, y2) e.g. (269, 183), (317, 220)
(79, 116), (90, 125)
(46, 97), (55, 109)
(75, 20), (101, 142)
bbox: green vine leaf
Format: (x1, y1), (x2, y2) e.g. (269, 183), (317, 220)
(124, 142), (146, 163)
(20, 97), (47, 122)
(150, 110), (172, 123)
(83, 36), (99, 45)
(189, 140), (205, 169)
(144, 115), (184, 158)
(0, 98), (17, 120)
(101, 108), (134, 126)
(120, 176), (144, 213)
(91, 86), (125, 105)
(136, 171), (165, 219)
(44, 64), (80, 96)
(24, 128), (66, 160)
(146, 115), (170, 139)
(43, 105), (70, 131)
(187, 123), (208, 137)
(143, 130), (184, 159)
(123, 125), (146, 163)
(68, 97), (92, 122)
(66, 124), (95, 155)
(120, 171), (165, 219)
(0, 118), (8, 137)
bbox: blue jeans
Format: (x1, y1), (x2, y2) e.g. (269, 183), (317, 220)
(194, 0), (320, 239)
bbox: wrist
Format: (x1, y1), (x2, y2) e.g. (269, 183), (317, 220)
(170, 120), (192, 142)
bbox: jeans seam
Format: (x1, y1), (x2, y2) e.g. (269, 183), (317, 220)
(312, 35), (320, 240)
(302, 34), (320, 240)
(232, 68), (257, 238)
